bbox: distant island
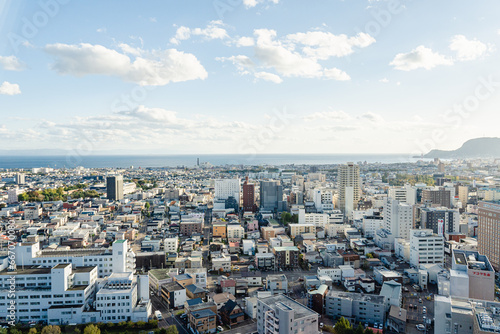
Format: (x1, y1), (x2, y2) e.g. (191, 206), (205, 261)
(423, 137), (500, 159)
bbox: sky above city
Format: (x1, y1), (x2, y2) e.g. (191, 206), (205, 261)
(0, 0), (499, 156)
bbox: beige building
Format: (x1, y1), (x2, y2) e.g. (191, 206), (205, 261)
(478, 201), (500, 270)
(289, 223), (316, 238)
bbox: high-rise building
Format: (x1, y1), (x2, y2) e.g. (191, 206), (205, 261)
(107, 175), (124, 201)
(458, 185), (469, 210)
(477, 201), (500, 270)
(383, 198), (413, 241)
(260, 180), (284, 212)
(419, 207), (460, 235)
(215, 178), (241, 207)
(388, 184), (417, 205)
(409, 229), (444, 267)
(15, 173), (25, 185)
(242, 177), (256, 212)
(422, 188), (452, 208)
(338, 162), (360, 215)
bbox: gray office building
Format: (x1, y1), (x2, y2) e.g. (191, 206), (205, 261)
(260, 180), (284, 212)
(107, 175), (124, 201)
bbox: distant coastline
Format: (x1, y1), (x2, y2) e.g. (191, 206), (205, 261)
(0, 154), (420, 169)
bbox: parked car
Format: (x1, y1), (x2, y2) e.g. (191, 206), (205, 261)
(217, 326), (224, 332)
(419, 298), (423, 303)
(422, 306), (427, 314)
(416, 324), (425, 331)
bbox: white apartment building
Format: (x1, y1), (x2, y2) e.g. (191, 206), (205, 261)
(7, 188), (22, 204)
(24, 206), (43, 220)
(384, 198), (413, 242)
(214, 179), (241, 206)
(317, 267), (342, 282)
(298, 210), (344, 228)
(212, 254), (231, 272)
(409, 229), (444, 267)
(362, 214), (384, 238)
(0, 263), (98, 324)
(257, 294), (319, 334)
(95, 272), (151, 323)
(163, 237), (178, 253)
(312, 189), (334, 212)
(227, 225), (245, 240)
(184, 268), (207, 288)
(14, 240), (136, 278)
(388, 184), (417, 205)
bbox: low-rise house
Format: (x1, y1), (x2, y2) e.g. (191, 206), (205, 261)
(266, 274), (288, 294)
(220, 300), (245, 328)
(208, 292), (236, 310)
(186, 284), (207, 300)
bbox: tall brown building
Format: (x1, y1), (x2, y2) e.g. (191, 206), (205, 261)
(242, 177), (256, 212)
(422, 188), (451, 208)
(478, 201), (500, 270)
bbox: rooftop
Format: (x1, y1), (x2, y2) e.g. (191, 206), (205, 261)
(259, 294), (318, 319)
(327, 290), (385, 304)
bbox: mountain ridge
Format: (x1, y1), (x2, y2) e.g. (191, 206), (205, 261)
(423, 137), (500, 158)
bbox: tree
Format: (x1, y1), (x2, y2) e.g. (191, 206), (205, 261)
(354, 323), (364, 334)
(83, 324), (100, 334)
(334, 317), (352, 334)
(41, 326), (61, 334)
(165, 325), (179, 334)
(28, 329), (38, 334)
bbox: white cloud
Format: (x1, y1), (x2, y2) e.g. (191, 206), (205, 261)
(390, 45), (453, 71)
(44, 43), (207, 86)
(303, 110), (351, 121)
(0, 55), (25, 71)
(236, 37), (255, 47)
(170, 21), (228, 44)
(360, 112), (383, 123)
(223, 28), (373, 82)
(449, 35), (490, 61)
(243, 0), (279, 8)
(254, 71), (283, 83)
(379, 78), (389, 83)
(0, 81), (21, 95)
(323, 67), (350, 81)
(286, 31), (375, 59)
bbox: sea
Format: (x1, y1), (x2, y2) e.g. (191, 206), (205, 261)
(0, 154), (421, 169)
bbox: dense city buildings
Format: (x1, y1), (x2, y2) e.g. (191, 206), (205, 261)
(0, 156), (499, 333)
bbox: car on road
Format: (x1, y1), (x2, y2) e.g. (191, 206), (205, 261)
(217, 325), (224, 332)
(320, 323), (323, 328)
(422, 306), (427, 314)
(154, 310), (162, 320)
(416, 324), (425, 331)
(419, 298), (423, 303)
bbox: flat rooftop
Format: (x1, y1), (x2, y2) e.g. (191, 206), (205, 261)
(40, 248), (109, 257)
(327, 290), (385, 304)
(259, 294), (317, 319)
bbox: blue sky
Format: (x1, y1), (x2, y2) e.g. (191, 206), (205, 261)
(0, 0), (499, 155)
